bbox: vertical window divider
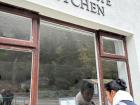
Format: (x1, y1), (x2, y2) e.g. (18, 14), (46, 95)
(95, 31), (105, 105)
(31, 17), (40, 105)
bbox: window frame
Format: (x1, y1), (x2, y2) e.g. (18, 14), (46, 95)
(99, 30), (127, 59)
(39, 19), (101, 105)
(0, 2), (39, 48)
(0, 44), (38, 105)
(0, 2), (40, 105)
(97, 30), (133, 105)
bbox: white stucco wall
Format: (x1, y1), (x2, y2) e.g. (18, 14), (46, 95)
(0, 0), (140, 104)
(127, 1), (140, 103)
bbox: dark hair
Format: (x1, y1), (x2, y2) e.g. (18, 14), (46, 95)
(80, 80), (94, 93)
(104, 79), (127, 92)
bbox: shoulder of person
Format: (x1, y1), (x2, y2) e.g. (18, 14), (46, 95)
(75, 92), (82, 100)
(75, 92), (84, 105)
(117, 100), (137, 105)
(117, 102), (127, 105)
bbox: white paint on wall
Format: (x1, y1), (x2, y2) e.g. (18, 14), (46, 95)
(25, 0), (134, 35)
(0, 0), (133, 35)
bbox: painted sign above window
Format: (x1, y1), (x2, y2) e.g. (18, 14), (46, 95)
(26, 0), (112, 17)
(57, 0), (112, 16)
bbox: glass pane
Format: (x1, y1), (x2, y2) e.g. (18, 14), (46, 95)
(0, 11), (31, 40)
(102, 37), (125, 56)
(0, 49), (32, 105)
(39, 21), (101, 105)
(102, 60), (129, 91)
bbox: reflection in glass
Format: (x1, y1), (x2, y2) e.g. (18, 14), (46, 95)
(39, 21), (100, 105)
(0, 49), (32, 105)
(0, 11), (31, 40)
(103, 37), (125, 56)
(102, 60), (129, 91)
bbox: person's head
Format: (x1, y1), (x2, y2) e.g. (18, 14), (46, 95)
(104, 79), (127, 104)
(80, 80), (94, 102)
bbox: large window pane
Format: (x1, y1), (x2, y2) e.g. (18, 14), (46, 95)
(39, 21), (100, 105)
(102, 37), (125, 56)
(0, 11), (31, 40)
(0, 49), (32, 105)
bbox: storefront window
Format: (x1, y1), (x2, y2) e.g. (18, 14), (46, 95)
(0, 11), (32, 40)
(0, 49), (32, 105)
(0, 3), (133, 105)
(39, 21), (101, 105)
